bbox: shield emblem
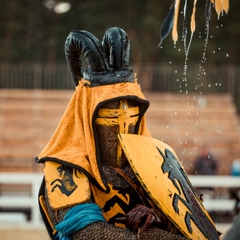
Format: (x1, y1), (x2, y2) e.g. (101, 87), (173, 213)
(118, 133), (219, 240)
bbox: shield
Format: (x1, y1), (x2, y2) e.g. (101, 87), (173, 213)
(118, 133), (219, 240)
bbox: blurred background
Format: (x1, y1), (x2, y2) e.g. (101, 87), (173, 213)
(0, 0), (239, 239)
(0, 0), (239, 64)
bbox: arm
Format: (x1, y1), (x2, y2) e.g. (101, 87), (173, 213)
(44, 193), (187, 240)
(41, 162), (187, 239)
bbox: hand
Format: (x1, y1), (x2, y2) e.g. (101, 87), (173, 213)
(116, 204), (162, 231)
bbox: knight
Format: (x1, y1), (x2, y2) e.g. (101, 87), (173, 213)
(36, 27), (219, 240)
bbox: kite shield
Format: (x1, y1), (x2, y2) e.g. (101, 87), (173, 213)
(118, 133), (219, 240)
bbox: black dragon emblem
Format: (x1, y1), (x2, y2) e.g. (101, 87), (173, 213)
(158, 147), (219, 240)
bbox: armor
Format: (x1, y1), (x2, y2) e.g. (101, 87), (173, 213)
(95, 99), (140, 168)
(36, 27), (218, 240)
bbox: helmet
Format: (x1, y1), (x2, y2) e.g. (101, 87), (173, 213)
(95, 99), (140, 168)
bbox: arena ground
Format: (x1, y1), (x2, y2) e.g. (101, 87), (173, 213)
(0, 223), (233, 240)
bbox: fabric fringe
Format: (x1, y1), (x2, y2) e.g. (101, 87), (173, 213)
(190, 0), (198, 33)
(172, 0), (181, 44)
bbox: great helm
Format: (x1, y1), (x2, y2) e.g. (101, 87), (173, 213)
(65, 27), (149, 168)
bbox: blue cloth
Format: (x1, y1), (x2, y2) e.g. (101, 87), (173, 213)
(54, 203), (106, 240)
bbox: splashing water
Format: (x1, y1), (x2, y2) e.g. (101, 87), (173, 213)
(158, 0), (230, 160)
(158, 0), (229, 96)
(158, 0), (229, 47)
(196, 0), (212, 90)
(182, 0), (198, 59)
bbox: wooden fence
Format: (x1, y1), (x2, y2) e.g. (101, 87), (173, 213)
(0, 64), (239, 115)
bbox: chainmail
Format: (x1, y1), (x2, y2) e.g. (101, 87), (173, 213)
(44, 165), (188, 240)
(71, 221), (136, 240)
(102, 164), (137, 188)
(70, 222), (188, 240)
(138, 227), (188, 240)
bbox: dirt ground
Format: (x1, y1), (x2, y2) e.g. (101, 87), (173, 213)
(0, 227), (49, 240)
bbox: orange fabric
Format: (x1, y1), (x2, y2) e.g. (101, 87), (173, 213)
(38, 78), (151, 191)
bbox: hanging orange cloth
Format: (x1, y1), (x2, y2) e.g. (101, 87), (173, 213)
(172, 0), (180, 44)
(160, 0), (230, 45)
(213, 0), (229, 18)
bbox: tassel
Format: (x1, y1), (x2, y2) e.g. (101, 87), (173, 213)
(190, 0), (198, 33)
(223, 0), (229, 14)
(215, 0), (229, 18)
(172, 0), (181, 44)
(159, 0), (230, 45)
(215, 0), (223, 18)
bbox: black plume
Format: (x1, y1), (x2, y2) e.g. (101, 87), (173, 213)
(102, 27), (130, 70)
(65, 30), (109, 86)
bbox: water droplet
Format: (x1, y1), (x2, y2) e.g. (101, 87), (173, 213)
(217, 129), (222, 134)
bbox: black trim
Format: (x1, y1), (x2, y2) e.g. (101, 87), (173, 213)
(83, 68), (134, 87)
(38, 177), (56, 240)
